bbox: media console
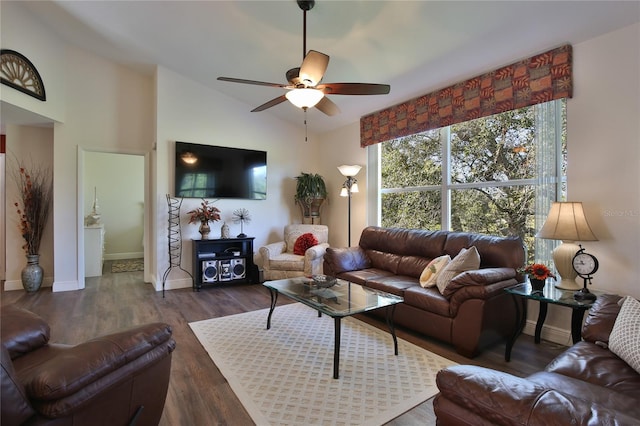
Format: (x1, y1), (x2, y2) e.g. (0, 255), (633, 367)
(192, 237), (259, 291)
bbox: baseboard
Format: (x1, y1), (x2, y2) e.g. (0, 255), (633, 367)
(104, 252), (143, 261)
(4, 277), (53, 291)
(522, 319), (572, 346)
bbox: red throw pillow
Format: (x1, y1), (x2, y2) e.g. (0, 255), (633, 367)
(293, 233), (319, 255)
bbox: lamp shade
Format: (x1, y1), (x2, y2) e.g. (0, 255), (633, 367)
(285, 88), (324, 109)
(337, 165), (362, 177)
(536, 202), (598, 242)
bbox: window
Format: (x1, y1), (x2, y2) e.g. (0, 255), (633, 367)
(379, 99), (566, 263)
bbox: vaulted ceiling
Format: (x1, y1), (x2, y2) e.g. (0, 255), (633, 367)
(15, 1), (640, 133)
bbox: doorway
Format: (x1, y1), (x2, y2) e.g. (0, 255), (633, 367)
(82, 151), (146, 281)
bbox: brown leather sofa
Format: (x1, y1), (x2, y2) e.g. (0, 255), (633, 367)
(323, 226), (525, 357)
(434, 294), (640, 425)
(1, 305), (176, 426)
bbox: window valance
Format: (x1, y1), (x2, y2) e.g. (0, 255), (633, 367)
(360, 45), (572, 147)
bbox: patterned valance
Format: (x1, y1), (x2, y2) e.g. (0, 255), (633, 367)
(360, 45), (572, 147)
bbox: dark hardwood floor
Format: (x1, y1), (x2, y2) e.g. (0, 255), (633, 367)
(1, 263), (566, 425)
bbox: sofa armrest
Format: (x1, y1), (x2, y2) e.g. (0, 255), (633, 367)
(304, 243), (330, 276)
(435, 365), (640, 426)
(435, 365), (547, 425)
(1, 305), (51, 360)
(442, 267), (516, 299)
(23, 323), (174, 401)
(323, 247), (371, 276)
(259, 241), (286, 261)
(582, 293), (623, 344)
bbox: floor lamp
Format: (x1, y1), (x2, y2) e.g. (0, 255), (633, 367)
(536, 202), (598, 290)
(338, 165), (361, 247)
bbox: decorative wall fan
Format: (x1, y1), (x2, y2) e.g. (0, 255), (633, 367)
(217, 0), (390, 116)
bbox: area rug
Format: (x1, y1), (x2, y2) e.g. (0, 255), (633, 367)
(110, 258), (144, 273)
(189, 303), (456, 426)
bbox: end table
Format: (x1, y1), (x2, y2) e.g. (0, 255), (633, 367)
(504, 281), (600, 361)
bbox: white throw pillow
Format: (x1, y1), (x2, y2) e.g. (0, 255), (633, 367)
(436, 246), (481, 295)
(609, 296), (640, 374)
(419, 255), (451, 288)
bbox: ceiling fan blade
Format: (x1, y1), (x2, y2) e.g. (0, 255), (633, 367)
(315, 96), (341, 116)
(251, 95), (288, 112)
(298, 50), (329, 86)
(318, 82), (391, 95)
(217, 77), (288, 88)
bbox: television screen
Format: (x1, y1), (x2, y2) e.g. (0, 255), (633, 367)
(175, 142), (267, 200)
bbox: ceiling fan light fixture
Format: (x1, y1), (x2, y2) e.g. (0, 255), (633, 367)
(285, 88), (324, 109)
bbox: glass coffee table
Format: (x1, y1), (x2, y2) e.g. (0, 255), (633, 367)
(263, 277), (404, 379)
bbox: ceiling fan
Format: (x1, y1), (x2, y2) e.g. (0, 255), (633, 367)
(217, 0), (390, 116)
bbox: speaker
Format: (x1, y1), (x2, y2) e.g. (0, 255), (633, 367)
(202, 260), (218, 282)
(218, 260), (232, 281)
(230, 258), (246, 279)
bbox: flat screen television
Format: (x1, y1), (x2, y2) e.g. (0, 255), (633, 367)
(174, 142), (267, 200)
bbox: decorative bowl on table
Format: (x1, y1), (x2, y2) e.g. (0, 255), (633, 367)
(311, 274), (337, 288)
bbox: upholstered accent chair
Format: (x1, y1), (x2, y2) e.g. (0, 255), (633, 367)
(259, 224), (329, 281)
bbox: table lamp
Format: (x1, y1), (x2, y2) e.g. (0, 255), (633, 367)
(536, 202), (598, 290)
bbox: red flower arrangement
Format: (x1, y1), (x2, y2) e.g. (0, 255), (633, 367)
(187, 199), (221, 224)
(522, 263), (556, 280)
(13, 163), (53, 255)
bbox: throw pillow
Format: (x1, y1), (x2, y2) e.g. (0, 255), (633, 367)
(609, 296), (640, 374)
(436, 246), (481, 295)
(419, 255), (451, 288)
(293, 233), (318, 255)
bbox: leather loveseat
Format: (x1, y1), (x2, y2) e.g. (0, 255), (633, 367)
(323, 226), (525, 357)
(1, 304), (176, 426)
(434, 294), (640, 425)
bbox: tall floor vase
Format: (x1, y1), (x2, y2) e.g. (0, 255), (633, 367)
(21, 254), (43, 293)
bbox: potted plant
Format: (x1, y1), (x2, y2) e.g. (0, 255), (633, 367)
(294, 172), (328, 222)
(522, 263), (556, 291)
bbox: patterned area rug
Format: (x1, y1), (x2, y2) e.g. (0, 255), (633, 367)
(189, 303), (456, 426)
(110, 258), (144, 273)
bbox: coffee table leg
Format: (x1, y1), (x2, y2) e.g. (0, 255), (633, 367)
(386, 305), (399, 355)
(334, 317), (341, 379)
(266, 288), (278, 330)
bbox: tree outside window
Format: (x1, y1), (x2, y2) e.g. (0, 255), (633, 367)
(380, 99), (566, 264)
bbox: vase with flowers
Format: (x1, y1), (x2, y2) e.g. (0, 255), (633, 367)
(522, 263), (556, 292)
(13, 161), (53, 292)
(187, 199), (221, 240)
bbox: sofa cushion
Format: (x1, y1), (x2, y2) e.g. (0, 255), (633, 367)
(419, 255), (450, 288)
(293, 233), (318, 255)
(436, 246), (480, 295)
(266, 253), (305, 271)
(1, 305), (50, 360)
(403, 286), (452, 317)
(364, 275), (418, 297)
(545, 341), (640, 399)
(528, 371), (640, 418)
(609, 296), (640, 374)
(582, 294), (622, 345)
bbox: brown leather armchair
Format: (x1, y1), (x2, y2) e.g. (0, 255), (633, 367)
(1, 305), (176, 426)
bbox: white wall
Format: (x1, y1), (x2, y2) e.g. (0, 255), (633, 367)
(153, 66), (322, 290)
(84, 152), (144, 260)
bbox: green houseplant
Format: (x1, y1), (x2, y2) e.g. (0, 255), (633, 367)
(294, 172), (328, 222)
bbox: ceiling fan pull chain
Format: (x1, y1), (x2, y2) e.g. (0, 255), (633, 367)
(304, 107), (309, 142)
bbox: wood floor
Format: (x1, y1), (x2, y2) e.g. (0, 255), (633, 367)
(1, 263), (566, 425)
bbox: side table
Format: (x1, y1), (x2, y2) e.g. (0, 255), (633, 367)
(504, 281), (599, 361)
